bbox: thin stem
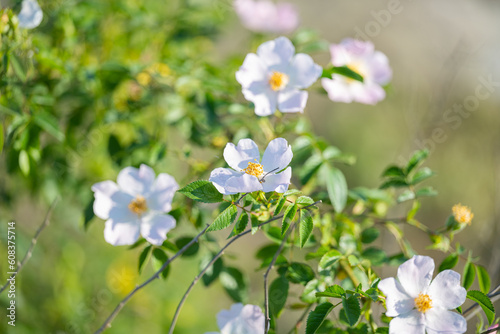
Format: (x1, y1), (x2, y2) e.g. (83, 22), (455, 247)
(168, 201), (321, 334)
(481, 327), (500, 334)
(0, 197), (59, 294)
(94, 224), (211, 334)
(264, 220), (296, 333)
(287, 304), (313, 334)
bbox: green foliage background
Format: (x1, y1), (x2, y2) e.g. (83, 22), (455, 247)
(1, 0), (500, 333)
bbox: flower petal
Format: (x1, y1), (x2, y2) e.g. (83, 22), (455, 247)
(369, 51), (392, 85)
(218, 303), (265, 334)
(321, 77), (354, 103)
(18, 0), (43, 29)
(236, 53), (267, 88)
(224, 174), (262, 194)
(210, 168), (243, 195)
(427, 270), (467, 310)
(117, 164), (156, 197)
(92, 181), (133, 220)
(104, 218), (140, 246)
(257, 36), (295, 71)
(425, 308), (467, 334)
(223, 139), (261, 171)
(397, 255), (435, 298)
(262, 167), (291, 193)
(242, 83), (277, 117)
(330, 39), (374, 66)
(388, 310), (426, 334)
(217, 303), (244, 331)
(351, 82), (386, 105)
(140, 213), (176, 245)
(147, 173), (179, 212)
(379, 277), (414, 317)
(288, 53), (322, 89)
(261, 138), (292, 173)
(277, 89), (308, 113)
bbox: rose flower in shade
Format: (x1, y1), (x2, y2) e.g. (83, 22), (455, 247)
(18, 0), (43, 29)
(234, 0), (299, 34)
(91, 164), (179, 246)
(378, 255), (467, 334)
(322, 38), (392, 105)
(210, 138), (292, 195)
(236, 36), (322, 116)
(205, 303), (265, 334)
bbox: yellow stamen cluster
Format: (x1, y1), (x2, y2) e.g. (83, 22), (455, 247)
(452, 204), (474, 225)
(128, 196), (148, 215)
(414, 293), (432, 313)
(269, 71), (289, 91)
(242, 161), (264, 179)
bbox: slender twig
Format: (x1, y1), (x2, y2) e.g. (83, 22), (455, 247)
(168, 201), (321, 334)
(287, 304), (313, 334)
(464, 283), (500, 321)
(94, 224), (211, 334)
(0, 197), (59, 294)
(480, 327), (500, 334)
(264, 220), (296, 333)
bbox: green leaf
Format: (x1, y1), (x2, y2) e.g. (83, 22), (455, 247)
(174, 236), (200, 257)
(324, 66), (364, 82)
(107, 134), (122, 157)
(299, 210), (314, 248)
(269, 275), (289, 318)
(274, 195), (286, 215)
(229, 212), (249, 238)
(138, 245), (152, 274)
(411, 167), (434, 185)
(342, 295), (361, 326)
(300, 154), (323, 185)
(415, 186), (438, 198)
(375, 328), (389, 334)
(406, 149), (429, 173)
(382, 166), (406, 178)
(286, 262), (315, 285)
(19, 150), (30, 176)
(284, 189), (301, 197)
(296, 196), (315, 206)
(467, 290), (495, 325)
(438, 254), (459, 272)
(316, 285), (345, 298)
(82, 198), (95, 230)
(208, 205), (238, 232)
(361, 248), (387, 266)
(397, 189), (415, 203)
(305, 302), (335, 334)
(462, 261), (475, 290)
(476, 265), (491, 294)
(324, 165), (348, 212)
(151, 248), (170, 279)
(380, 179), (408, 189)
(201, 253), (223, 286)
(220, 267), (248, 303)
(319, 250), (343, 269)
(33, 111), (65, 141)
(282, 204), (298, 235)
(178, 180), (224, 203)
(10, 55), (26, 82)
(361, 228), (380, 244)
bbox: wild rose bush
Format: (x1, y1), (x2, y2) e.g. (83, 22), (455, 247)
(0, 1), (498, 334)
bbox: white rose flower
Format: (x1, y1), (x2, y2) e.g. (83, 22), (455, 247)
(18, 0), (43, 29)
(210, 138), (292, 195)
(236, 36), (322, 116)
(205, 303), (265, 334)
(378, 255), (467, 334)
(91, 164), (179, 246)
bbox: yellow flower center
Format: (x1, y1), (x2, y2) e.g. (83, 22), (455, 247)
(242, 161), (264, 179)
(128, 196), (148, 215)
(414, 293), (432, 313)
(452, 204), (474, 225)
(269, 71), (289, 91)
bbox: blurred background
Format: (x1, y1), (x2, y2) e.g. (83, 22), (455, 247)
(1, 0), (500, 333)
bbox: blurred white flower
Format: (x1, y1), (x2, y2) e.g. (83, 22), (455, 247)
(18, 0), (43, 29)
(378, 255), (467, 334)
(210, 138), (292, 195)
(91, 164), (179, 246)
(322, 38), (392, 105)
(236, 36), (322, 116)
(234, 0), (299, 34)
(204, 303), (265, 334)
